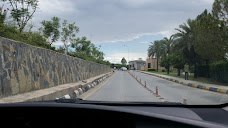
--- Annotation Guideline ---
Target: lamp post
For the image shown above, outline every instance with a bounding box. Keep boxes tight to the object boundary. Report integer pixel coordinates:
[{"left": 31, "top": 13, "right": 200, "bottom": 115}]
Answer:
[{"left": 124, "top": 44, "right": 129, "bottom": 70}]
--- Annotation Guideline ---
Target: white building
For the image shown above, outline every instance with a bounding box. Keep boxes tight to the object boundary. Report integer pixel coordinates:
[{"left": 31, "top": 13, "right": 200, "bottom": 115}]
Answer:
[{"left": 129, "top": 58, "right": 146, "bottom": 70}]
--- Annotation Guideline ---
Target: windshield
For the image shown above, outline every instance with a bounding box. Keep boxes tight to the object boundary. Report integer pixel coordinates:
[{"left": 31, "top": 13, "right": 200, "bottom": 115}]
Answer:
[{"left": 0, "top": 0, "right": 228, "bottom": 105}]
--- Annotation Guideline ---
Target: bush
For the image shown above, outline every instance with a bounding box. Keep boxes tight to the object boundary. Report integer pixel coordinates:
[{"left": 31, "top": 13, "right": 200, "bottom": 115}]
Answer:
[
  {"left": 0, "top": 25, "right": 52, "bottom": 49},
  {"left": 1, "top": 24, "right": 110, "bottom": 65},
  {"left": 162, "top": 70, "right": 166, "bottom": 72},
  {"left": 148, "top": 68, "right": 156, "bottom": 71},
  {"left": 196, "top": 65, "right": 209, "bottom": 77},
  {"left": 209, "top": 60, "right": 228, "bottom": 83}
]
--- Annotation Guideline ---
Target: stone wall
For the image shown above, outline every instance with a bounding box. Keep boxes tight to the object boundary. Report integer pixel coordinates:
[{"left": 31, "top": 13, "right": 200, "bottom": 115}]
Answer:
[{"left": 0, "top": 37, "right": 111, "bottom": 98}]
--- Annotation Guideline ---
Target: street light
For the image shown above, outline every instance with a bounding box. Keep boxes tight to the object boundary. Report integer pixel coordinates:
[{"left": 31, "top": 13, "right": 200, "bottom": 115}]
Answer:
[{"left": 124, "top": 44, "right": 129, "bottom": 70}]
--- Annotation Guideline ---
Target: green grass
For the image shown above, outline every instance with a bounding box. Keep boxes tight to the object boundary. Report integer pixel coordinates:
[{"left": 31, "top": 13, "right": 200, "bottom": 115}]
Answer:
[{"left": 146, "top": 71, "right": 228, "bottom": 86}]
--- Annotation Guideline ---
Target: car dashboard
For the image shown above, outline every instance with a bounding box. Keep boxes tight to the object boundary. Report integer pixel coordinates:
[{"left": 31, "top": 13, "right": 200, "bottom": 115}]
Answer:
[{"left": 0, "top": 101, "right": 228, "bottom": 128}]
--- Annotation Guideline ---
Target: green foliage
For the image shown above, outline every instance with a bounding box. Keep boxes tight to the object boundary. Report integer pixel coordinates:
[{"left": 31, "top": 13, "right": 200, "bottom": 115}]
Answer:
[
  {"left": 40, "top": 16, "right": 60, "bottom": 45},
  {"left": 68, "top": 52, "right": 110, "bottom": 65},
  {"left": 194, "top": 10, "right": 227, "bottom": 61},
  {"left": 55, "top": 46, "right": 65, "bottom": 53},
  {"left": 160, "top": 57, "right": 171, "bottom": 69},
  {"left": 71, "top": 37, "right": 92, "bottom": 55},
  {"left": 148, "top": 36, "right": 174, "bottom": 73},
  {"left": 0, "top": 24, "right": 55, "bottom": 50},
  {"left": 147, "top": 4, "right": 228, "bottom": 79},
  {"left": 169, "top": 52, "right": 186, "bottom": 69},
  {"left": 212, "top": 0, "right": 228, "bottom": 26},
  {"left": 121, "top": 57, "right": 127, "bottom": 65},
  {"left": 210, "top": 60, "right": 228, "bottom": 83},
  {"left": 148, "top": 40, "right": 165, "bottom": 58},
  {"left": 147, "top": 68, "right": 156, "bottom": 71},
  {"left": 61, "top": 20, "right": 79, "bottom": 54},
  {"left": 3, "top": 0, "right": 39, "bottom": 32},
  {"left": 70, "top": 36, "right": 106, "bottom": 63},
  {"left": 196, "top": 65, "right": 209, "bottom": 77},
  {"left": 113, "top": 64, "right": 127, "bottom": 69},
  {"left": 160, "top": 56, "right": 172, "bottom": 74},
  {"left": 68, "top": 36, "right": 108, "bottom": 65},
  {"left": 173, "top": 19, "right": 200, "bottom": 66},
  {"left": 148, "top": 40, "right": 165, "bottom": 71},
  {"left": 0, "top": 5, "right": 8, "bottom": 24},
  {"left": 1, "top": 0, "right": 110, "bottom": 66}
]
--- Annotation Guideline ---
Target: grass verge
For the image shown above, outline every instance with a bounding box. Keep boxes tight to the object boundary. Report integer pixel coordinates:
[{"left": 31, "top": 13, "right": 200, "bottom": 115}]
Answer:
[{"left": 145, "top": 71, "right": 228, "bottom": 86}]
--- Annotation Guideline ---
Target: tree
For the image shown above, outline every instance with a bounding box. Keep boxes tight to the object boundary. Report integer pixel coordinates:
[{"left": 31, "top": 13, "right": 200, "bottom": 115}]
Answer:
[
  {"left": 148, "top": 40, "right": 164, "bottom": 72},
  {"left": 160, "top": 36, "right": 175, "bottom": 74},
  {"left": 160, "top": 56, "right": 172, "bottom": 74},
  {"left": 212, "top": 0, "right": 228, "bottom": 26},
  {"left": 121, "top": 57, "right": 127, "bottom": 65},
  {"left": 91, "top": 44, "right": 104, "bottom": 60},
  {"left": 163, "top": 36, "right": 174, "bottom": 57},
  {"left": 71, "top": 37, "right": 91, "bottom": 55},
  {"left": 170, "top": 52, "right": 186, "bottom": 76},
  {"left": 69, "top": 36, "right": 107, "bottom": 64},
  {"left": 41, "top": 16, "right": 60, "bottom": 45},
  {"left": 61, "top": 20, "right": 79, "bottom": 54},
  {"left": 71, "top": 36, "right": 105, "bottom": 60},
  {"left": 194, "top": 10, "right": 227, "bottom": 62},
  {"left": 173, "top": 19, "right": 200, "bottom": 78},
  {"left": 56, "top": 46, "right": 65, "bottom": 53},
  {"left": 0, "top": 5, "right": 9, "bottom": 24},
  {"left": 3, "top": 0, "right": 39, "bottom": 32}
]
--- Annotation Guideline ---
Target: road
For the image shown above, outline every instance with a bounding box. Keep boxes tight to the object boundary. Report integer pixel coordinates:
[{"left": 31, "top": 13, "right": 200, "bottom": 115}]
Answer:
[
  {"left": 80, "top": 70, "right": 228, "bottom": 104},
  {"left": 80, "top": 70, "right": 161, "bottom": 102}
]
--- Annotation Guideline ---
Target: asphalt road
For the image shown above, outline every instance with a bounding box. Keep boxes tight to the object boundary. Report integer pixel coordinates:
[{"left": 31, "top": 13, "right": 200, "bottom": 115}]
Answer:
[
  {"left": 131, "top": 70, "right": 228, "bottom": 105},
  {"left": 80, "top": 70, "right": 228, "bottom": 105},
  {"left": 80, "top": 70, "right": 161, "bottom": 102}
]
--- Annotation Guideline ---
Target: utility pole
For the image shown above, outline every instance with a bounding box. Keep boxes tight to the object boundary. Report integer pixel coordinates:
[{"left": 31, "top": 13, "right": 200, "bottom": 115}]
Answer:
[{"left": 124, "top": 44, "right": 129, "bottom": 70}]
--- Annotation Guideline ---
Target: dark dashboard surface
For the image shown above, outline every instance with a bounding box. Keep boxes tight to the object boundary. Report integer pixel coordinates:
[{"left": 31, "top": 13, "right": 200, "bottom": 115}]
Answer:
[{"left": 0, "top": 101, "right": 228, "bottom": 128}]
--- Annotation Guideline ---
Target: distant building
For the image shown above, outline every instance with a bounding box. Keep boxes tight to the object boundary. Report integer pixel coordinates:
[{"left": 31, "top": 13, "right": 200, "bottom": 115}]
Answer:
[
  {"left": 145, "top": 57, "right": 166, "bottom": 71},
  {"left": 129, "top": 58, "right": 146, "bottom": 70},
  {"left": 145, "top": 57, "right": 175, "bottom": 72}
]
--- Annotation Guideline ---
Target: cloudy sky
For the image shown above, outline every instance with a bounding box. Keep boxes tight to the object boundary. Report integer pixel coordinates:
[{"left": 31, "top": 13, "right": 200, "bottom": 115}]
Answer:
[{"left": 32, "top": 0, "right": 213, "bottom": 63}]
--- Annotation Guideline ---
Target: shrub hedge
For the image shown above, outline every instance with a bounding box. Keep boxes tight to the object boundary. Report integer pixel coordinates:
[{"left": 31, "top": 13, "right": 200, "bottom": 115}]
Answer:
[
  {"left": 148, "top": 68, "right": 156, "bottom": 71},
  {"left": 210, "top": 60, "right": 228, "bottom": 83}
]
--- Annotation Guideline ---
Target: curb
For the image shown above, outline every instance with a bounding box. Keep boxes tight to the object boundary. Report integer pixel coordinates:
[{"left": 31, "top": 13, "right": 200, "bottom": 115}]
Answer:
[
  {"left": 139, "top": 71, "right": 228, "bottom": 95},
  {"left": 0, "top": 72, "right": 114, "bottom": 103},
  {"left": 57, "top": 72, "right": 114, "bottom": 99}
]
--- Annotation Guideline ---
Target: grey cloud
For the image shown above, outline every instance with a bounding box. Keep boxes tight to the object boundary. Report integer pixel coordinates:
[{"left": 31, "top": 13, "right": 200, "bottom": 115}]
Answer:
[{"left": 32, "top": 0, "right": 213, "bottom": 42}]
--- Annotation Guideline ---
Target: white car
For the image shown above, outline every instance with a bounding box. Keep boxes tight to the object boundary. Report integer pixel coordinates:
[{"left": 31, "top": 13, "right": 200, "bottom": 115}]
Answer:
[{"left": 121, "top": 67, "right": 127, "bottom": 71}]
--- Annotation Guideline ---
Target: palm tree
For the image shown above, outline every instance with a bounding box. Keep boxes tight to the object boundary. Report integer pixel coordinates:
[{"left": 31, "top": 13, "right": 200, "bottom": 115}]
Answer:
[
  {"left": 173, "top": 19, "right": 199, "bottom": 78},
  {"left": 161, "top": 36, "right": 175, "bottom": 74},
  {"left": 163, "top": 36, "right": 175, "bottom": 57},
  {"left": 173, "top": 19, "right": 195, "bottom": 52},
  {"left": 148, "top": 40, "right": 164, "bottom": 72}
]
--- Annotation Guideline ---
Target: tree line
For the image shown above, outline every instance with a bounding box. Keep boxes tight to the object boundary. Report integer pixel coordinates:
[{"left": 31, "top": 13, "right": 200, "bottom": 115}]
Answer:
[
  {"left": 0, "top": 0, "right": 110, "bottom": 65},
  {"left": 148, "top": 0, "right": 228, "bottom": 83}
]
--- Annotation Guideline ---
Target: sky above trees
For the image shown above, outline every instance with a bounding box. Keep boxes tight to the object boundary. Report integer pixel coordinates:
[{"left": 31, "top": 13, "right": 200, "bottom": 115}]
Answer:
[{"left": 28, "top": 0, "right": 213, "bottom": 63}]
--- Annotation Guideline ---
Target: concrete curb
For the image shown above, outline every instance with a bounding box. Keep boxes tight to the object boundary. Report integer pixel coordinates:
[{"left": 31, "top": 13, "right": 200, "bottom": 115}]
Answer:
[
  {"left": 0, "top": 72, "right": 114, "bottom": 103},
  {"left": 51, "top": 72, "right": 114, "bottom": 100},
  {"left": 139, "top": 71, "right": 228, "bottom": 95}
]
